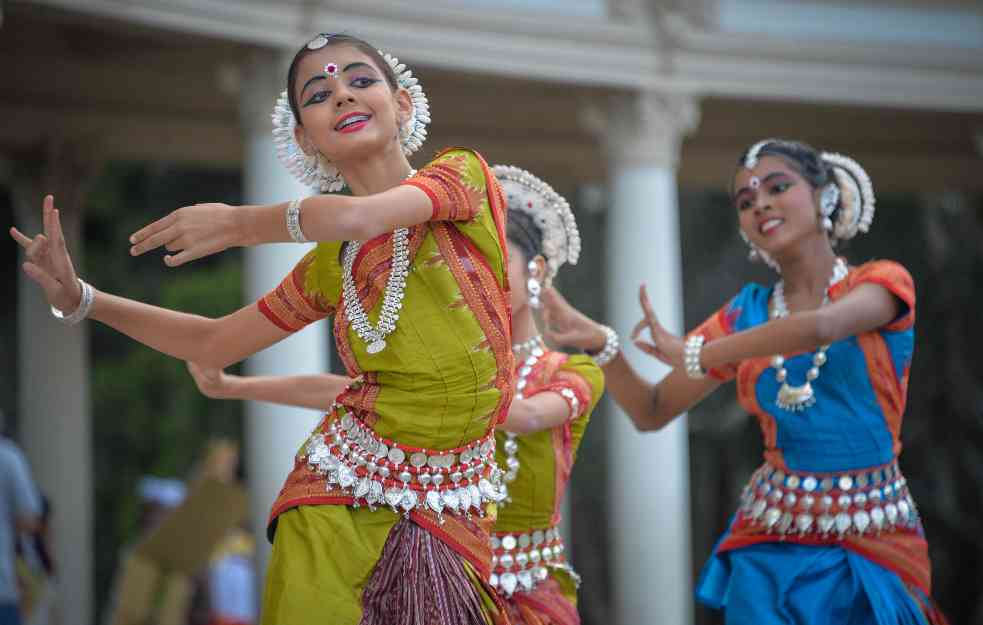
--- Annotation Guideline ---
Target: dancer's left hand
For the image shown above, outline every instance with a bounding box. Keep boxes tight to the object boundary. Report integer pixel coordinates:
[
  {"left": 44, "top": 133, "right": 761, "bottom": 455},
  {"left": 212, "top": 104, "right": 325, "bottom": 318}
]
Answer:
[
  {"left": 129, "top": 202, "right": 242, "bottom": 266},
  {"left": 632, "top": 284, "right": 684, "bottom": 369}
]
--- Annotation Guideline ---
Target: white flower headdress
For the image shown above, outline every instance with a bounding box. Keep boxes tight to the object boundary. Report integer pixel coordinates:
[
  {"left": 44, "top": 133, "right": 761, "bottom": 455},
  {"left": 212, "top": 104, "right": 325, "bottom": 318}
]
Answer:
[
  {"left": 271, "top": 38, "right": 430, "bottom": 192},
  {"left": 493, "top": 165, "right": 581, "bottom": 284},
  {"left": 820, "top": 152, "right": 876, "bottom": 241}
]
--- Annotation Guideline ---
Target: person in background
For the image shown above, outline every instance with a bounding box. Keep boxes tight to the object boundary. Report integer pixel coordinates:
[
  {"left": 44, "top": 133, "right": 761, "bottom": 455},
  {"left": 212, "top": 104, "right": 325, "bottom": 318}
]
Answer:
[{"left": 0, "top": 410, "right": 42, "bottom": 625}]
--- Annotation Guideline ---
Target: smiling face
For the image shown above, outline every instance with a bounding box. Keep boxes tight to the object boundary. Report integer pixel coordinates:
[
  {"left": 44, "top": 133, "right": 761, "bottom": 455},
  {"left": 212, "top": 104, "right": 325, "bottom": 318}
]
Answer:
[
  {"left": 732, "top": 155, "right": 827, "bottom": 258},
  {"left": 290, "top": 43, "right": 412, "bottom": 165}
]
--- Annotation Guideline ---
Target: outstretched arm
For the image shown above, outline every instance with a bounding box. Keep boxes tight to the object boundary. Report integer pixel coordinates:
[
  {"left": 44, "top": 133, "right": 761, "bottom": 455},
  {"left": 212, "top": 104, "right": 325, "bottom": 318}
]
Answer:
[
  {"left": 128, "top": 185, "right": 433, "bottom": 266},
  {"left": 11, "top": 196, "right": 290, "bottom": 368},
  {"left": 186, "top": 363, "right": 355, "bottom": 411},
  {"left": 540, "top": 288, "right": 720, "bottom": 431},
  {"left": 632, "top": 282, "right": 901, "bottom": 374}
]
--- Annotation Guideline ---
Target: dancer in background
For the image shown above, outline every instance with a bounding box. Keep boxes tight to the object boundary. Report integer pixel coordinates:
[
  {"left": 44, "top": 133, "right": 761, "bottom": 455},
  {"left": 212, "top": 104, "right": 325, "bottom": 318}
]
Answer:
[
  {"left": 13, "top": 33, "right": 513, "bottom": 625},
  {"left": 540, "top": 139, "right": 948, "bottom": 624}
]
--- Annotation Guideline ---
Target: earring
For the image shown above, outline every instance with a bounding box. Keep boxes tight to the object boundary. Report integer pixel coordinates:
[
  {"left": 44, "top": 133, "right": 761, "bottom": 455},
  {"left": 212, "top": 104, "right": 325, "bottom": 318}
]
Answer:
[
  {"left": 739, "top": 230, "right": 781, "bottom": 274},
  {"left": 526, "top": 260, "right": 542, "bottom": 309},
  {"left": 819, "top": 183, "right": 839, "bottom": 233}
]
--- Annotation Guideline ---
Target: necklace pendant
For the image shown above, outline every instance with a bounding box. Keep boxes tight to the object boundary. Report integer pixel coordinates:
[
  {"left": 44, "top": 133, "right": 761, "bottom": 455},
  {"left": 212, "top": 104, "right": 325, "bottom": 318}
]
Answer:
[
  {"left": 366, "top": 339, "right": 387, "bottom": 354},
  {"left": 776, "top": 381, "right": 815, "bottom": 412}
]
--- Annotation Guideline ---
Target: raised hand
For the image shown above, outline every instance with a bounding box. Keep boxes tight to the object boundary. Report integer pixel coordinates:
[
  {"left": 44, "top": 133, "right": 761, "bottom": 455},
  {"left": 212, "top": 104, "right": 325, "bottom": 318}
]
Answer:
[
  {"left": 540, "top": 288, "right": 608, "bottom": 352},
  {"left": 129, "top": 202, "right": 242, "bottom": 267},
  {"left": 631, "top": 283, "right": 684, "bottom": 368},
  {"left": 10, "top": 195, "right": 83, "bottom": 314}
]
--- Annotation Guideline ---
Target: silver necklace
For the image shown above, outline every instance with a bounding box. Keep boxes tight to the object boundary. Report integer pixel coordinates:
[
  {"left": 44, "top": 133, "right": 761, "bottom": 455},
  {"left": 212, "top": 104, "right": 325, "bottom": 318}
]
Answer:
[
  {"left": 512, "top": 335, "right": 544, "bottom": 358},
  {"left": 341, "top": 169, "right": 416, "bottom": 355},
  {"left": 500, "top": 342, "right": 546, "bottom": 502},
  {"left": 770, "top": 258, "right": 848, "bottom": 411}
]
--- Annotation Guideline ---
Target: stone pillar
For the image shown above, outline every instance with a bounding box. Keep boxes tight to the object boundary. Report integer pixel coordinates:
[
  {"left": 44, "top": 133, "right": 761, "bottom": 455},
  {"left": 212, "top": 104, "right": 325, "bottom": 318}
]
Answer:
[
  {"left": 11, "top": 141, "right": 101, "bottom": 625},
  {"left": 589, "top": 91, "right": 699, "bottom": 625},
  {"left": 239, "top": 51, "right": 329, "bottom": 581}
]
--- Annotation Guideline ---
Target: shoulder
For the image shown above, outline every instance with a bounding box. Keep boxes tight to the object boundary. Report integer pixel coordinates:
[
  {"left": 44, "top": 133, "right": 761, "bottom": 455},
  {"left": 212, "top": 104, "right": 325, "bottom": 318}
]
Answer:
[
  {"left": 419, "top": 148, "right": 493, "bottom": 186},
  {"left": 847, "top": 259, "right": 914, "bottom": 293},
  {"left": 0, "top": 439, "right": 29, "bottom": 473},
  {"left": 554, "top": 353, "right": 605, "bottom": 397}
]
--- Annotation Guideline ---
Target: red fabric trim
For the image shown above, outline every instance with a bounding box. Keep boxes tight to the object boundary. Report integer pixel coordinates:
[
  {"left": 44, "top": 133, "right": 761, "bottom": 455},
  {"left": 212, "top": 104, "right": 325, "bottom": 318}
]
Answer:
[
  {"left": 256, "top": 299, "right": 294, "bottom": 333},
  {"left": 402, "top": 178, "right": 442, "bottom": 220}
]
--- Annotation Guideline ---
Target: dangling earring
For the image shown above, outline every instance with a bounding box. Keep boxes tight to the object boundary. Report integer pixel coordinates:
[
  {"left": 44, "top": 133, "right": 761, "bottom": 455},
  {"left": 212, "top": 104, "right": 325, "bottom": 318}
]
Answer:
[
  {"left": 819, "top": 183, "right": 839, "bottom": 233},
  {"left": 398, "top": 118, "right": 412, "bottom": 143},
  {"left": 739, "top": 230, "right": 760, "bottom": 262},
  {"left": 739, "top": 230, "right": 781, "bottom": 274},
  {"left": 527, "top": 260, "right": 542, "bottom": 309}
]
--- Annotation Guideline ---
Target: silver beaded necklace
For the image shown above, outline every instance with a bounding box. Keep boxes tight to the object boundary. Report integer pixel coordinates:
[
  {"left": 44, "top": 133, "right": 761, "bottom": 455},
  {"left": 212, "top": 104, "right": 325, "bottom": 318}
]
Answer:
[
  {"left": 341, "top": 170, "right": 416, "bottom": 355},
  {"left": 500, "top": 339, "right": 546, "bottom": 502},
  {"left": 770, "top": 258, "right": 849, "bottom": 411}
]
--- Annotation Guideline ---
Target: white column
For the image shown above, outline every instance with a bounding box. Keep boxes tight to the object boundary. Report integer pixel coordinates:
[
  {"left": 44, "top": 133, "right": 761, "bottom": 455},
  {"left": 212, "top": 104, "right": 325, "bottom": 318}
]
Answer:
[
  {"left": 591, "top": 91, "right": 699, "bottom": 625},
  {"left": 239, "top": 52, "right": 328, "bottom": 576},
  {"left": 11, "top": 146, "right": 97, "bottom": 625}
]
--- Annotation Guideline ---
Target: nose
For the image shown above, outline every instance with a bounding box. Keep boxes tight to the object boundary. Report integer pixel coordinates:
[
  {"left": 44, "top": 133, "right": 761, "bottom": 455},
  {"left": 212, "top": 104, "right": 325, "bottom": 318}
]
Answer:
[{"left": 753, "top": 193, "right": 771, "bottom": 215}]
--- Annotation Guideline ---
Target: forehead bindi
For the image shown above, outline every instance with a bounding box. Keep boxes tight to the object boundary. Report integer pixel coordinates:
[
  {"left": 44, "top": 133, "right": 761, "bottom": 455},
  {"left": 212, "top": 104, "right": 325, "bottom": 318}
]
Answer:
[
  {"left": 296, "top": 46, "right": 382, "bottom": 96},
  {"left": 734, "top": 157, "right": 797, "bottom": 191}
]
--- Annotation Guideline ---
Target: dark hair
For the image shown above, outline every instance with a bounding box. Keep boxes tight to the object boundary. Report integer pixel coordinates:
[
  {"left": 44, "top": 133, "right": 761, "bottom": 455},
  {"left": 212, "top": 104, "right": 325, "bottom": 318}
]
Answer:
[
  {"left": 286, "top": 34, "right": 399, "bottom": 125},
  {"left": 735, "top": 139, "right": 832, "bottom": 192},
  {"left": 506, "top": 211, "right": 545, "bottom": 263}
]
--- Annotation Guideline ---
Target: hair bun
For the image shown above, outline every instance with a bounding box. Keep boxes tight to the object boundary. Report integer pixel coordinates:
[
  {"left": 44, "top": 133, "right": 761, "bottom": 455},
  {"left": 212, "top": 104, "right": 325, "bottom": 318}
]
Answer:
[{"left": 821, "top": 152, "right": 875, "bottom": 241}]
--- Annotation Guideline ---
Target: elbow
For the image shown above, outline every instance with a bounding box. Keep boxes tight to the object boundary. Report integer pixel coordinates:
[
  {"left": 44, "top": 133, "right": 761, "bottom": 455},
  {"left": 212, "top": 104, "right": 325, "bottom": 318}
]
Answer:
[
  {"left": 628, "top": 408, "right": 672, "bottom": 433},
  {"left": 197, "top": 319, "right": 240, "bottom": 369},
  {"left": 339, "top": 198, "right": 382, "bottom": 241}
]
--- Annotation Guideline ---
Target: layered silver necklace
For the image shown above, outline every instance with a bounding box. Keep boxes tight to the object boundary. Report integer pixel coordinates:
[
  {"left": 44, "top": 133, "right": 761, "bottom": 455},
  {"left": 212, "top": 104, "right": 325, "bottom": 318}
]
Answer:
[
  {"left": 341, "top": 170, "right": 416, "bottom": 355},
  {"left": 770, "top": 258, "right": 848, "bottom": 411},
  {"left": 500, "top": 336, "right": 546, "bottom": 501}
]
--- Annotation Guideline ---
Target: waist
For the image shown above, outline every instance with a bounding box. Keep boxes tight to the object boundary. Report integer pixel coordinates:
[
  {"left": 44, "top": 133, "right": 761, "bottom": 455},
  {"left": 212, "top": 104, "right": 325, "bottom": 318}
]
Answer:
[
  {"left": 737, "top": 459, "right": 920, "bottom": 538},
  {"left": 301, "top": 404, "right": 506, "bottom": 522},
  {"left": 489, "top": 525, "right": 579, "bottom": 596}
]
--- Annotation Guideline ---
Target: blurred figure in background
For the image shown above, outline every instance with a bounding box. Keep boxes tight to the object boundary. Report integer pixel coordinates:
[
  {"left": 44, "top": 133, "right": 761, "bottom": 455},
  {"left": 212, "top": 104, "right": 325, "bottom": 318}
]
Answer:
[
  {"left": 0, "top": 410, "right": 42, "bottom": 625},
  {"left": 15, "top": 495, "right": 55, "bottom": 625}
]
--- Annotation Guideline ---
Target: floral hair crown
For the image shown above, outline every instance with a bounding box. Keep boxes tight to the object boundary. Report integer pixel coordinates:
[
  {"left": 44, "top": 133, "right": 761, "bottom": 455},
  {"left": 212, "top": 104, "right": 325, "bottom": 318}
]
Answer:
[{"left": 493, "top": 164, "right": 581, "bottom": 284}]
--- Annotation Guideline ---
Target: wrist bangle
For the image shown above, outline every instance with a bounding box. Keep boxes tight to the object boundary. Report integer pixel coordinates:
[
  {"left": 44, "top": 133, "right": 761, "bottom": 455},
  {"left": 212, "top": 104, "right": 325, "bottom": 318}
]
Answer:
[
  {"left": 587, "top": 325, "right": 619, "bottom": 367},
  {"left": 51, "top": 278, "right": 94, "bottom": 326},
  {"left": 285, "top": 198, "right": 309, "bottom": 243},
  {"left": 684, "top": 334, "right": 706, "bottom": 379}
]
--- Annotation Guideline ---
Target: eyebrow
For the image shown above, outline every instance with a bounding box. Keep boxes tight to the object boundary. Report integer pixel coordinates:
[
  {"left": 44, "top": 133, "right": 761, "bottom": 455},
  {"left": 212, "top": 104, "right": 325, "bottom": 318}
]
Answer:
[
  {"left": 300, "top": 62, "right": 378, "bottom": 98},
  {"left": 734, "top": 171, "right": 789, "bottom": 198}
]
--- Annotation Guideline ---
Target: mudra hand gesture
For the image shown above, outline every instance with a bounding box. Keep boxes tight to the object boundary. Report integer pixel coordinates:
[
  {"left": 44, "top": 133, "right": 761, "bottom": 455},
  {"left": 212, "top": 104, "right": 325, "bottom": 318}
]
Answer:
[
  {"left": 129, "top": 201, "right": 242, "bottom": 267},
  {"left": 10, "top": 195, "right": 83, "bottom": 314},
  {"left": 631, "top": 283, "right": 685, "bottom": 369},
  {"left": 540, "top": 288, "right": 609, "bottom": 352}
]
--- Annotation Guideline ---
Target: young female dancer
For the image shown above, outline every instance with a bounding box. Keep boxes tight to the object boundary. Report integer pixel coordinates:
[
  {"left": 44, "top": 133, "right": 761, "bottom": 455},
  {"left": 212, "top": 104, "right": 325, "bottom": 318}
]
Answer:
[
  {"left": 187, "top": 165, "right": 608, "bottom": 625},
  {"left": 540, "top": 139, "right": 948, "bottom": 624},
  {"left": 12, "top": 33, "right": 515, "bottom": 625}
]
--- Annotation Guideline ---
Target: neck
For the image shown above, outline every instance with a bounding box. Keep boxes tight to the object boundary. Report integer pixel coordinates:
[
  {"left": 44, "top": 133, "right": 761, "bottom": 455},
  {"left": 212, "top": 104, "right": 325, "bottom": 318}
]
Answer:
[
  {"left": 774, "top": 236, "right": 838, "bottom": 296},
  {"left": 337, "top": 142, "right": 414, "bottom": 196},
  {"left": 511, "top": 305, "right": 540, "bottom": 347}
]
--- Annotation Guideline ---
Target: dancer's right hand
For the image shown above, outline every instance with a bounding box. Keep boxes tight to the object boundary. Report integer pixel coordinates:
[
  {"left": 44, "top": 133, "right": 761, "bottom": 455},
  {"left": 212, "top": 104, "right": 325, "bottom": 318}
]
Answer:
[
  {"left": 541, "top": 288, "right": 609, "bottom": 353},
  {"left": 187, "top": 362, "right": 235, "bottom": 399},
  {"left": 9, "top": 195, "right": 83, "bottom": 314}
]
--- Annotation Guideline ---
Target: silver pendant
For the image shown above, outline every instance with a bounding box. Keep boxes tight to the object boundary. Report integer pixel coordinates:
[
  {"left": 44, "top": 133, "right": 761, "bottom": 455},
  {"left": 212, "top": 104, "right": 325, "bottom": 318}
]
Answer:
[
  {"left": 366, "top": 339, "right": 387, "bottom": 354},
  {"left": 776, "top": 381, "right": 815, "bottom": 411}
]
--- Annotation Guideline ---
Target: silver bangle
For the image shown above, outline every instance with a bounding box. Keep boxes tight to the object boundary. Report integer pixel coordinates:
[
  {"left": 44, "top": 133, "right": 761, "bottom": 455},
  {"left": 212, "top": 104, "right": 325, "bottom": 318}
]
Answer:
[
  {"left": 588, "top": 325, "right": 620, "bottom": 367},
  {"left": 51, "top": 278, "right": 94, "bottom": 326},
  {"left": 684, "top": 334, "right": 706, "bottom": 379},
  {"left": 285, "top": 198, "right": 309, "bottom": 243}
]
